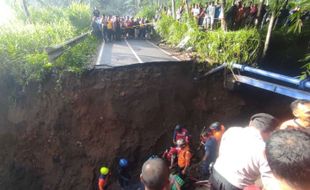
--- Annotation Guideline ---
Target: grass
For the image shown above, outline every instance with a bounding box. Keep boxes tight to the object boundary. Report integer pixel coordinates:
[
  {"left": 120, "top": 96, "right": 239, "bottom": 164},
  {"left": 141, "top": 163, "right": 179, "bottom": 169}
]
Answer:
[
  {"left": 0, "top": 3, "right": 98, "bottom": 87},
  {"left": 155, "top": 14, "right": 262, "bottom": 66}
]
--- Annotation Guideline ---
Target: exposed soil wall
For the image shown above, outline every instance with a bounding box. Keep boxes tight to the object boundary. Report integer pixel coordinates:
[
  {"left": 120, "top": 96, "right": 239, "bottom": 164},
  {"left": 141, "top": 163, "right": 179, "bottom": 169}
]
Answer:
[{"left": 0, "top": 62, "right": 292, "bottom": 190}]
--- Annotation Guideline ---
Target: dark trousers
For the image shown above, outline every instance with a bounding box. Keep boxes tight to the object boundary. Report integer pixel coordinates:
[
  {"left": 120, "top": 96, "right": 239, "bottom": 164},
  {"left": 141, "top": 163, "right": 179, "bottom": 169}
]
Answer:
[
  {"left": 107, "top": 29, "right": 112, "bottom": 42},
  {"left": 210, "top": 169, "right": 241, "bottom": 190},
  {"left": 102, "top": 26, "right": 108, "bottom": 41}
]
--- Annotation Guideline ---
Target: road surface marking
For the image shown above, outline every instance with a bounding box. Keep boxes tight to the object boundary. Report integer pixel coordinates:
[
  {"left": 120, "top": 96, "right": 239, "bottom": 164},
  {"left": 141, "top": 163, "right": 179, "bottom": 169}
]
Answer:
[
  {"left": 96, "top": 40, "right": 105, "bottom": 65},
  {"left": 146, "top": 40, "right": 181, "bottom": 61},
  {"left": 125, "top": 39, "right": 143, "bottom": 63}
]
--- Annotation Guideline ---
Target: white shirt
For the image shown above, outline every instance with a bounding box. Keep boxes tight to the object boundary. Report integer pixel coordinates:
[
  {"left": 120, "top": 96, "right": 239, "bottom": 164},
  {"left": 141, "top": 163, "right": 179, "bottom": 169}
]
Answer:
[
  {"left": 213, "top": 127, "right": 277, "bottom": 189},
  {"left": 207, "top": 5, "right": 215, "bottom": 17},
  {"left": 193, "top": 8, "right": 200, "bottom": 16}
]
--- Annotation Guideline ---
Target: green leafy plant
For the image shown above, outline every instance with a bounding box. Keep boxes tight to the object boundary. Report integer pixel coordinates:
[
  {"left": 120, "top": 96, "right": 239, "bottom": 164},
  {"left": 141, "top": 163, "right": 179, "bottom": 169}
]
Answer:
[
  {"left": 0, "top": 3, "right": 97, "bottom": 87},
  {"left": 136, "top": 6, "right": 157, "bottom": 20},
  {"left": 155, "top": 14, "right": 261, "bottom": 65}
]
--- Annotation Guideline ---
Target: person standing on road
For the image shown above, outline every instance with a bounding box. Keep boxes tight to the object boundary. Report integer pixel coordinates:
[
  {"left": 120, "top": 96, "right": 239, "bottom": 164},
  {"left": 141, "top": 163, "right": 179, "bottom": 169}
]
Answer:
[
  {"left": 101, "top": 14, "right": 108, "bottom": 42},
  {"left": 107, "top": 16, "right": 113, "bottom": 42},
  {"left": 210, "top": 113, "right": 280, "bottom": 190},
  {"left": 115, "top": 16, "right": 121, "bottom": 41}
]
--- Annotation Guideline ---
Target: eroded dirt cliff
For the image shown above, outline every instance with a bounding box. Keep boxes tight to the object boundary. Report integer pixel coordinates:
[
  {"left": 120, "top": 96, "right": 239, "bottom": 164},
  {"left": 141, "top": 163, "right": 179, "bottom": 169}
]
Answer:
[{"left": 0, "top": 62, "right": 291, "bottom": 190}]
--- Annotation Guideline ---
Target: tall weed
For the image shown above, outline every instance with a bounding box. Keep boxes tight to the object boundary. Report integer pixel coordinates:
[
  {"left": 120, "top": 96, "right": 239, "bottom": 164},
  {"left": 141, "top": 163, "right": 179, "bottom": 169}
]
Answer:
[
  {"left": 0, "top": 3, "right": 96, "bottom": 87},
  {"left": 156, "top": 14, "right": 261, "bottom": 65}
]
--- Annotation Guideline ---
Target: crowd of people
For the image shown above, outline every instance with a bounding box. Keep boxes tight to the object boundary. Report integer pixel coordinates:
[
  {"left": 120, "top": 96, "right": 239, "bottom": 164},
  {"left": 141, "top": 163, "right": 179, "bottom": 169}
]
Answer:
[
  {"left": 90, "top": 0, "right": 309, "bottom": 43},
  {"left": 162, "top": 0, "right": 308, "bottom": 31},
  {"left": 97, "top": 99, "right": 310, "bottom": 190},
  {"left": 91, "top": 8, "right": 153, "bottom": 42}
]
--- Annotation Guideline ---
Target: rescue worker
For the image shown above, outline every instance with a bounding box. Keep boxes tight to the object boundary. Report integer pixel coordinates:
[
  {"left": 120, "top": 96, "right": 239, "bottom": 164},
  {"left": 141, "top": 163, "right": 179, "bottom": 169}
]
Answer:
[
  {"left": 173, "top": 124, "right": 190, "bottom": 145},
  {"left": 98, "top": 166, "right": 110, "bottom": 190},
  {"left": 209, "top": 122, "right": 225, "bottom": 143},
  {"left": 280, "top": 99, "right": 310, "bottom": 133},
  {"left": 177, "top": 139, "right": 192, "bottom": 176},
  {"left": 162, "top": 146, "right": 180, "bottom": 169},
  {"left": 118, "top": 158, "right": 131, "bottom": 189},
  {"left": 200, "top": 128, "right": 218, "bottom": 178}
]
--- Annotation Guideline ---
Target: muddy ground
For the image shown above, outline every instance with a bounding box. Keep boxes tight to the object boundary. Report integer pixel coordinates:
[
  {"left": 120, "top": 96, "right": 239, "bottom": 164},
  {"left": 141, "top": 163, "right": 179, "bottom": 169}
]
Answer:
[{"left": 0, "top": 61, "right": 292, "bottom": 190}]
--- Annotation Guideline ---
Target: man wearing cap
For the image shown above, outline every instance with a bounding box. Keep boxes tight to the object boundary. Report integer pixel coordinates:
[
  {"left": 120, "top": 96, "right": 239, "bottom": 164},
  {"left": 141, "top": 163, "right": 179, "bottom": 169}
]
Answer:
[
  {"left": 209, "top": 113, "right": 280, "bottom": 190},
  {"left": 280, "top": 99, "right": 310, "bottom": 133}
]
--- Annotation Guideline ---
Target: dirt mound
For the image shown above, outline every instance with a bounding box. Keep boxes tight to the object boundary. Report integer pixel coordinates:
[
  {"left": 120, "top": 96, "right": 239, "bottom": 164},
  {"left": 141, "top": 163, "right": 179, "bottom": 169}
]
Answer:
[{"left": 0, "top": 62, "right": 291, "bottom": 190}]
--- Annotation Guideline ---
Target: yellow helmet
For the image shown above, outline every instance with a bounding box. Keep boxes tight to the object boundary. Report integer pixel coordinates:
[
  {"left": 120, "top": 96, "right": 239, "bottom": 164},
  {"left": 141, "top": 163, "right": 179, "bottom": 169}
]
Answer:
[{"left": 100, "top": 167, "right": 109, "bottom": 175}]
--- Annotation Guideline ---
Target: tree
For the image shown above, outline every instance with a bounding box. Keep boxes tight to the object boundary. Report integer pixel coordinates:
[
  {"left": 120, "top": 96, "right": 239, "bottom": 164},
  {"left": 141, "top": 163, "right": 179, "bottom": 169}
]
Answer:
[
  {"left": 255, "top": 0, "right": 265, "bottom": 28},
  {"left": 220, "top": 0, "right": 227, "bottom": 31},
  {"left": 262, "top": 0, "right": 286, "bottom": 58},
  {"left": 21, "top": 0, "right": 31, "bottom": 23},
  {"left": 171, "top": 0, "right": 176, "bottom": 19}
]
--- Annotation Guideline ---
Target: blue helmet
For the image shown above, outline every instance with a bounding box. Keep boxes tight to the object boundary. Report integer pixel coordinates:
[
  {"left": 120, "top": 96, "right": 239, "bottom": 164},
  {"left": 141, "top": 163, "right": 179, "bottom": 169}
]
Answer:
[
  {"left": 175, "top": 124, "right": 182, "bottom": 131},
  {"left": 119, "top": 158, "right": 128, "bottom": 168},
  {"left": 209, "top": 122, "right": 221, "bottom": 131}
]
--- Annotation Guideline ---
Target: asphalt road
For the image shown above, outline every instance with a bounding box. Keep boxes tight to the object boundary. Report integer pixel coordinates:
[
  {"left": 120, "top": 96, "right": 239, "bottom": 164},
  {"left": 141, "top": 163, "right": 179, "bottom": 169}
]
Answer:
[{"left": 95, "top": 39, "right": 179, "bottom": 68}]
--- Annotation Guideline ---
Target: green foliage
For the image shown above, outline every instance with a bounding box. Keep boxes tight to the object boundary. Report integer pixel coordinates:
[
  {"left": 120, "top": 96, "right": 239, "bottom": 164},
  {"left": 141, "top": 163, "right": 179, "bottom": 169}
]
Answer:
[
  {"left": 195, "top": 29, "right": 261, "bottom": 64},
  {"left": 26, "top": 3, "right": 91, "bottom": 32},
  {"left": 99, "top": 0, "right": 137, "bottom": 16},
  {"left": 0, "top": 22, "right": 74, "bottom": 85},
  {"left": 54, "top": 36, "right": 100, "bottom": 73},
  {"left": 156, "top": 14, "right": 175, "bottom": 37},
  {"left": 167, "top": 20, "right": 188, "bottom": 45},
  {"left": 300, "top": 54, "right": 310, "bottom": 80},
  {"left": 136, "top": 6, "right": 157, "bottom": 20},
  {"left": 0, "top": 3, "right": 97, "bottom": 87},
  {"left": 156, "top": 14, "right": 261, "bottom": 65},
  {"left": 67, "top": 3, "right": 92, "bottom": 33},
  {"left": 288, "top": 0, "right": 310, "bottom": 34}
]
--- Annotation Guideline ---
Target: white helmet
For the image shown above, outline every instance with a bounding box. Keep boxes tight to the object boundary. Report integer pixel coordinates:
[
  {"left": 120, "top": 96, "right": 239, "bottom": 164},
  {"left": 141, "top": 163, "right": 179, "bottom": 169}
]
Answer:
[{"left": 176, "top": 139, "right": 186, "bottom": 146}]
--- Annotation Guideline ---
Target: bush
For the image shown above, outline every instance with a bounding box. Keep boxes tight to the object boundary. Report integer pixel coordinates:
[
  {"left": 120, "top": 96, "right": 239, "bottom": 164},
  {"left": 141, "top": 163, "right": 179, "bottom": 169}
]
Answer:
[
  {"left": 0, "top": 3, "right": 97, "bottom": 87},
  {"left": 155, "top": 14, "right": 262, "bottom": 65},
  {"left": 136, "top": 6, "right": 157, "bottom": 20},
  {"left": 0, "top": 21, "right": 74, "bottom": 85},
  {"left": 28, "top": 3, "right": 91, "bottom": 32},
  {"left": 54, "top": 36, "right": 100, "bottom": 73},
  {"left": 195, "top": 29, "right": 261, "bottom": 64}
]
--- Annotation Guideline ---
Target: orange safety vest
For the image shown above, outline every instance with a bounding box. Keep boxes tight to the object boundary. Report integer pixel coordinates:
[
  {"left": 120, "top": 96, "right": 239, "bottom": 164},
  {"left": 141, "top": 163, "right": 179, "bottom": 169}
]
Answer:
[
  {"left": 98, "top": 175, "right": 107, "bottom": 190},
  {"left": 213, "top": 125, "right": 225, "bottom": 143},
  {"left": 178, "top": 145, "right": 192, "bottom": 168}
]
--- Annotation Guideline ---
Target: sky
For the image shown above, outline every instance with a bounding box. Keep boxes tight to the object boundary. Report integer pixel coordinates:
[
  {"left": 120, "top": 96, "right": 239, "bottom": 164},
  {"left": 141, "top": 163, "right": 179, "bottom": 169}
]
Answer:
[{"left": 0, "top": 0, "right": 16, "bottom": 26}]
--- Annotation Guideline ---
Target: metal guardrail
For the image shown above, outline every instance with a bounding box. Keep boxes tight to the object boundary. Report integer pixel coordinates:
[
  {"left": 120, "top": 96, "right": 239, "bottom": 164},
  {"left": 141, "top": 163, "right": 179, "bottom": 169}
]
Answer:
[
  {"left": 203, "top": 63, "right": 310, "bottom": 100},
  {"left": 45, "top": 31, "right": 91, "bottom": 61}
]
